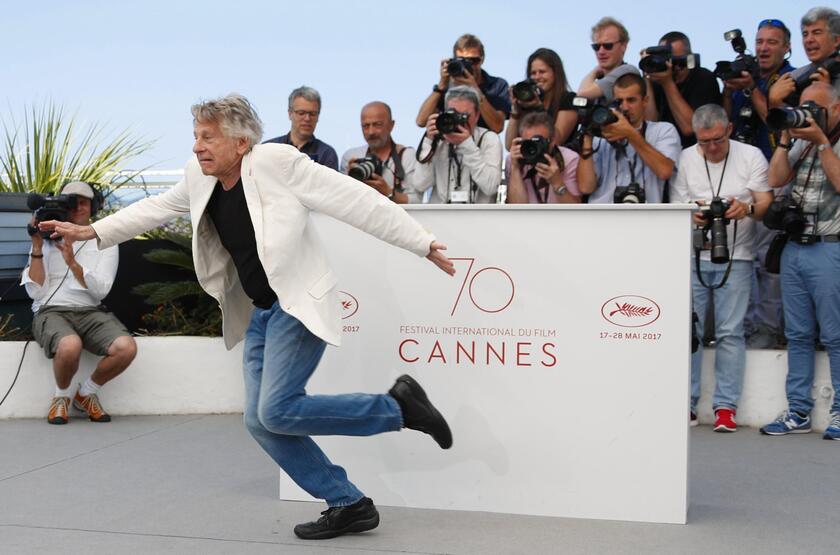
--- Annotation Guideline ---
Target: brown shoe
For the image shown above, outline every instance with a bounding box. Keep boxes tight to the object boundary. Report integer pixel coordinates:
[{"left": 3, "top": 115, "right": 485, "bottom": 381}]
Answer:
[
  {"left": 48, "top": 397, "right": 71, "bottom": 425},
  {"left": 73, "top": 391, "right": 111, "bottom": 422}
]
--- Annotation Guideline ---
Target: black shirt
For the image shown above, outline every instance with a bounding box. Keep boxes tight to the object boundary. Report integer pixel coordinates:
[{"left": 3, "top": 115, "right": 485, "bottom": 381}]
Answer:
[
  {"left": 205, "top": 179, "right": 277, "bottom": 309},
  {"left": 263, "top": 133, "right": 339, "bottom": 170},
  {"left": 652, "top": 67, "right": 721, "bottom": 147}
]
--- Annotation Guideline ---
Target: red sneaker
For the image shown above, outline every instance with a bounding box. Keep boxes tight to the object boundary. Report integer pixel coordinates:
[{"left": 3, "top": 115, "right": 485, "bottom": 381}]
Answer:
[{"left": 714, "top": 408, "right": 737, "bottom": 433}]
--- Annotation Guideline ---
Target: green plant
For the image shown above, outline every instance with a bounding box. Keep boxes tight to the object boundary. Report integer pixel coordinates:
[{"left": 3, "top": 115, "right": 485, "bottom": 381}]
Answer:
[
  {"left": 132, "top": 230, "right": 222, "bottom": 337},
  {"left": 0, "top": 102, "right": 153, "bottom": 194}
]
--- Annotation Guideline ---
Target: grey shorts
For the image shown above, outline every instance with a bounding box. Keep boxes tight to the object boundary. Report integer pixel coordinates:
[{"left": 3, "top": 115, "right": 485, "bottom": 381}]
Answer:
[{"left": 32, "top": 306, "right": 131, "bottom": 359}]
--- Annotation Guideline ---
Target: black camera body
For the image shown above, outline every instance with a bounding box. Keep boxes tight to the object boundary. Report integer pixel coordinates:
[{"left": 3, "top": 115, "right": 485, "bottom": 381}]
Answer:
[
  {"left": 614, "top": 182, "right": 646, "bottom": 204},
  {"left": 786, "top": 57, "right": 840, "bottom": 105},
  {"left": 639, "top": 45, "right": 672, "bottom": 74},
  {"left": 520, "top": 136, "right": 550, "bottom": 165},
  {"left": 714, "top": 29, "right": 759, "bottom": 82},
  {"left": 437, "top": 109, "right": 470, "bottom": 135},
  {"left": 349, "top": 156, "right": 383, "bottom": 182},
  {"left": 447, "top": 57, "right": 475, "bottom": 78},
  {"left": 767, "top": 100, "right": 827, "bottom": 132},
  {"left": 764, "top": 195, "right": 808, "bottom": 236},
  {"left": 732, "top": 105, "right": 758, "bottom": 145},
  {"left": 25, "top": 193, "right": 78, "bottom": 240},
  {"left": 512, "top": 79, "right": 544, "bottom": 104},
  {"left": 694, "top": 197, "right": 732, "bottom": 264},
  {"left": 559, "top": 93, "right": 619, "bottom": 135}
]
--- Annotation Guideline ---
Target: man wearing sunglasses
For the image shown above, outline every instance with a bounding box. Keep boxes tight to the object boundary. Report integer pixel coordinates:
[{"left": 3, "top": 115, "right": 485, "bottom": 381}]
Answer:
[
  {"left": 578, "top": 16, "right": 641, "bottom": 103},
  {"left": 415, "top": 33, "right": 510, "bottom": 134},
  {"left": 644, "top": 32, "right": 722, "bottom": 148},
  {"left": 264, "top": 86, "right": 338, "bottom": 170}
]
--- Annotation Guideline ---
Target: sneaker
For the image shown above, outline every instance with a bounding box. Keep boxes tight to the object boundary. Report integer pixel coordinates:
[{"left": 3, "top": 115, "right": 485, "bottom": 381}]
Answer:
[
  {"left": 47, "top": 397, "right": 71, "bottom": 425},
  {"left": 389, "top": 374, "right": 452, "bottom": 449},
  {"left": 73, "top": 391, "right": 111, "bottom": 422},
  {"left": 823, "top": 412, "right": 840, "bottom": 441},
  {"left": 713, "top": 408, "right": 737, "bottom": 433},
  {"left": 689, "top": 412, "right": 698, "bottom": 427},
  {"left": 760, "top": 410, "right": 811, "bottom": 436},
  {"left": 293, "top": 497, "right": 380, "bottom": 540}
]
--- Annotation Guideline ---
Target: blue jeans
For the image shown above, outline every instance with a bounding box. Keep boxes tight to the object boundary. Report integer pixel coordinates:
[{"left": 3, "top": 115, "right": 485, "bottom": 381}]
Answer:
[
  {"left": 780, "top": 242, "right": 840, "bottom": 414},
  {"left": 242, "top": 302, "right": 403, "bottom": 507},
  {"left": 691, "top": 259, "right": 752, "bottom": 411}
]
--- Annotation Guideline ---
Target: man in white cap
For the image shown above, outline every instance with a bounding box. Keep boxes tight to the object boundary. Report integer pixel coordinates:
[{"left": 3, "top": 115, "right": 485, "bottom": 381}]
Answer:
[{"left": 22, "top": 181, "right": 137, "bottom": 425}]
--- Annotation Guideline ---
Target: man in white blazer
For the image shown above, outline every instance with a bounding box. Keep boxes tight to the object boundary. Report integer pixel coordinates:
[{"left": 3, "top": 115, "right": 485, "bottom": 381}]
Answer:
[{"left": 42, "top": 94, "right": 455, "bottom": 540}]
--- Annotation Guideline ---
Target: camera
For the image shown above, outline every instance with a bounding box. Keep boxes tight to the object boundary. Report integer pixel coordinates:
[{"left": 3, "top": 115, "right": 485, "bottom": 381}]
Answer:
[
  {"left": 519, "top": 136, "right": 550, "bottom": 165},
  {"left": 713, "top": 29, "right": 759, "bottom": 82},
  {"left": 767, "top": 101, "right": 827, "bottom": 132},
  {"left": 786, "top": 58, "right": 840, "bottom": 104},
  {"left": 639, "top": 44, "right": 701, "bottom": 74},
  {"left": 764, "top": 195, "right": 807, "bottom": 235},
  {"left": 512, "top": 79, "right": 544, "bottom": 104},
  {"left": 732, "top": 105, "right": 758, "bottom": 145},
  {"left": 693, "top": 197, "right": 731, "bottom": 264},
  {"left": 436, "top": 108, "right": 470, "bottom": 135},
  {"left": 25, "top": 192, "right": 78, "bottom": 239},
  {"left": 447, "top": 57, "right": 475, "bottom": 78},
  {"left": 559, "top": 93, "right": 619, "bottom": 132},
  {"left": 614, "top": 182, "right": 646, "bottom": 204},
  {"left": 348, "top": 156, "right": 383, "bottom": 181}
]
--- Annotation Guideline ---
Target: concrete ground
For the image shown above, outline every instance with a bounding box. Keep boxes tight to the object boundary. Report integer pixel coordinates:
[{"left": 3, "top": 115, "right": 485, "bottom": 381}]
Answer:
[{"left": 1, "top": 414, "right": 837, "bottom": 555}]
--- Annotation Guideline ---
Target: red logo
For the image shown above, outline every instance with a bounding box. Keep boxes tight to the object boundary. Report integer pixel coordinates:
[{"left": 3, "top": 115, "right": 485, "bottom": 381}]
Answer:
[
  {"left": 600, "top": 295, "right": 660, "bottom": 328},
  {"left": 450, "top": 258, "right": 515, "bottom": 316},
  {"left": 339, "top": 291, "right": 359, "bottom": 320}
]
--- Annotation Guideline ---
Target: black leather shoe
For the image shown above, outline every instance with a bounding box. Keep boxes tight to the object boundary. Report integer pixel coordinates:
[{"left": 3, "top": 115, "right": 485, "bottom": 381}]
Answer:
[
  {"left": 293, "top": 497, "right": 379, "bottom": 540},
  {"left": 389, "top": 374, "right": 453, "bottom": 449}
]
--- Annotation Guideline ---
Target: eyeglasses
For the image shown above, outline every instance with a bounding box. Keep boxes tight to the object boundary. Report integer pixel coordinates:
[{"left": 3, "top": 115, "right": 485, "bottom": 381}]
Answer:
[
  {"left": 591, "top": 42, "right": 619, "bottom": 51},
  {"left": 697, "top": 135, "right": 728, "bottom": 146},
  {"left": 291, "top": 109, "right": 320, "bottom": 119}
]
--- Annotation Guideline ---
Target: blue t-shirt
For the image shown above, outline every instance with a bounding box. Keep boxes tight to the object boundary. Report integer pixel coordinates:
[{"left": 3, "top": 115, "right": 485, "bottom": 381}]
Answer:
[
  {"left": 730, "top": 62, "right": 796, "bottom": 159},
  {"left": 436, "top": 69, "right": 511, "bottom": 129},
  {"left": 263, "top": 133, "right": 339, "bottom": 170}
]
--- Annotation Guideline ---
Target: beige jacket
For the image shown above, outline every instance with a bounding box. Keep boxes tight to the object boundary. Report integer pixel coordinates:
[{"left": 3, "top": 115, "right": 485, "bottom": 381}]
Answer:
[{"left": 93, "top": 143, "right": 435, "bottom": 348}]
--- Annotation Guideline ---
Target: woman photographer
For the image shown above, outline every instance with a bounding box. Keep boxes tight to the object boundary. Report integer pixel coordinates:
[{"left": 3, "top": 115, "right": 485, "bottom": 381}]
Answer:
[
  {"left": 506, "top": 111, "right": 580, "bottom": 204},
  {"left": 504, "top": 48, "right": 577, "bottom": 150}
]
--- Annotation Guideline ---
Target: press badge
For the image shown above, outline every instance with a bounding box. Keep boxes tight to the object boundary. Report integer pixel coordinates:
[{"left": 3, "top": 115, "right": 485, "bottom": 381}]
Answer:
[{"left": 449, "top": 190, "right": 469, "bottom": 203}]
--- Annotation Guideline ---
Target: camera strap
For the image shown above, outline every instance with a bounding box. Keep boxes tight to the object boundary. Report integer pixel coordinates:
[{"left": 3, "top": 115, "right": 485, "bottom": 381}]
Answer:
[
  {"left": 612, "top": 122, "right": 646, "bottom": 192},
  {"left": 694, "top": 222, "right": 738, "bottom": 290},
  {"left": 366, "top": 141, "right": 406, "bottom": 192},
  {"left": 416, "top": 133, "right": 439, "bottom": 164},
  {"left": 703, "top": 149, "right": 729, "bottom": 199}
]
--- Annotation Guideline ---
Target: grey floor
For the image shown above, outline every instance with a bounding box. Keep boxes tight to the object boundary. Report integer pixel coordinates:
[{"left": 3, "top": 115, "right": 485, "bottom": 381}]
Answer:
[{"left": 1, "top": 415, "right": 837, "bottom": 555}]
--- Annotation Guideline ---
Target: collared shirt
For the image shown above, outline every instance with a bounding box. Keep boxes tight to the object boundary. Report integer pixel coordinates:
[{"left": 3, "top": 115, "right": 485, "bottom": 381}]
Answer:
[
  {"left": 789, "top": 60, "right": 840, "bottom": 97},
  {"left": 730, "top": 61, "right": 796, "bottom": 159},
  {"left": 670, "top": 140, "right": 771, "bottom": 260},
  {"left": 652, "top": 66, "right": 722, "bottom": 147},
  {"left": 587, "top": 120, "right": 682, "bottom": 204},
  {"left": 340, "top": 144, "right": 422, "bottom": 203},
  {"left": 788, "top": 140, "right": 840, "bottom": 235},
  {"left": 21, "top": 239, "right": 119, "bottom": 312},
  {"left": 435, "top": 69, "right": 512, "bottom": 129},
  {"left": 263, "top": 133, "right": 338, "bottom": 170},
  {"left": 596, "top": 63, "right": 641, "bottom": 102},
  {"left": 413, "top": 126, "right": 502, "bottom": 204},
  {"left": 504, "top": 147, "right": 581, "bottom": 203}
]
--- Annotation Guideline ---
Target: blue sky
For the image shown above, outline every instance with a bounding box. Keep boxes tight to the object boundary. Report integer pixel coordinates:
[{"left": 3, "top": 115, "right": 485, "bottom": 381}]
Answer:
[{"left": 5, "top": 1, "right": 811, "bottom": 172}]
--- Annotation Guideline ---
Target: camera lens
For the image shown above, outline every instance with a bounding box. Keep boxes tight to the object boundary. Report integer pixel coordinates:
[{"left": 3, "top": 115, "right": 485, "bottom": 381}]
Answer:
[{"left": 349, "top": 159, "right": 377, "bottom": 181}]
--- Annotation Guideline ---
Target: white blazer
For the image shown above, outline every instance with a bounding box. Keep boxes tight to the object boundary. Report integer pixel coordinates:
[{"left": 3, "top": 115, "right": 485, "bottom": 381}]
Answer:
[{"left": 93, "top": 143, "right": 435, "bottom": 349}]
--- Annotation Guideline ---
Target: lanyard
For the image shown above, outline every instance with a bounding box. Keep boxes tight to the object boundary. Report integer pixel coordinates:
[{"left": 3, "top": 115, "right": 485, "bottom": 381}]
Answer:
[{"left": 703, "top": 149, "right": 730, "bottom": 199}]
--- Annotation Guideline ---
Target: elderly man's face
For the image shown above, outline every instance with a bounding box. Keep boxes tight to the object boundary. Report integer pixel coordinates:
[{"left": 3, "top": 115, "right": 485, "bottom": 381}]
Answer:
[
  {"left": 446, "top": 97, "right": 479, "bottom": 132},
  {"left": 696, "top": 122, "right": 732, "bottom": 163},
  {"left": 361, "top": 104, "right": 394, "bottom": 150},
  {"left": 193, "top": 120, "right": 248, "bottom": 181},
  {"left": 802, "top": 19, "right": 840, "bottom": 62}
]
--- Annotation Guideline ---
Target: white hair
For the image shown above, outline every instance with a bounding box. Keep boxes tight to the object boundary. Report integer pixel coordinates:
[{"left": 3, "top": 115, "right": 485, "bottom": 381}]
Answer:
[{"left": 191, "top": 93, "right": 264, "bottom": 148}]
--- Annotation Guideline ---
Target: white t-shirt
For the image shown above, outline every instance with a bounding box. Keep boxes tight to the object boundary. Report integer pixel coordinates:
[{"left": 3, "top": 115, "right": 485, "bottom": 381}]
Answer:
[{"left": 670, "top": 140, "right": 770, "bottom": 261}]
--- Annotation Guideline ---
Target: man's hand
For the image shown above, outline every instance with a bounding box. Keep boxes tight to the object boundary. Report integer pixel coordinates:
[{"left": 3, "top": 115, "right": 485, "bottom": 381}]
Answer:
[
  {"left": 451, "top": 68, "right": 479, "bottom": 89},
  {"left": 646, "top": 62, "right": 674, "bottom": 85},
  {"left": 427, "top": 241, "right": 455, "bottom": 276},
  {"left": 54, "top": 236, "right": 77, "bottom": 266},
  {"left": 39, "top": 220, "right": 97, "bottom": 242},
  {"left": 509, "top": 85, "right": 541, "bottom": 112},
  {"left": 790, "top": 115, "right": 830, "bottom": 145},
  {"left": 363, "top": 173, "right": 391, "bottom": 196},
  {"left": 724, "top": 71, "right": 756, "bottom": 93},
  {"left": 600, "top": 110, "right": 636, "bottom": 142},
  {"left": 724, "top": 198, "right": 751, "bottom": 221},
  {"left": 425, "top": 113, "right": 439, "bottom": 140},
  {"left": 444, "top": 125, "right": 471, "bottom": 146},
  {"left": 768, "top": 73, "right": 796, "bottom": 107},
  {"left": 438, "top": 59, "right": 450, "bottom": 89},
  {"left": 535, "top": 153, "right": 562, "bottom": 184},
  {"left": 28, "top": 216, "right": 44, "bottom": 252},
  {"left": 509, "top": 137, "right": 524, "bottom": 166}
]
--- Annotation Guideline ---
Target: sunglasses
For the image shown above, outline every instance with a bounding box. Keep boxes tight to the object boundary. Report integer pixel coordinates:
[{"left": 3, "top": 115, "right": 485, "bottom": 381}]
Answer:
[
  {"left": 591, "top": 42, "right": 620, "bottom": 51},
  {"left": 759, "top": 18, "right": 787, "bottom": 31}
]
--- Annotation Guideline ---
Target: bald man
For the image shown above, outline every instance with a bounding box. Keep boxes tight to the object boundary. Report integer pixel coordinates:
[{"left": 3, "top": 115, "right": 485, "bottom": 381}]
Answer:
[{"left": 340, "top": 101, "right": 421, "bottom": 203}]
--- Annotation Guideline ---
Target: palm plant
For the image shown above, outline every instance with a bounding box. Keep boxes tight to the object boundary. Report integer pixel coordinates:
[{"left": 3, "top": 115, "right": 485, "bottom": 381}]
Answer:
[{"left": 0, "top": 102, "right": 153, "bottom": 195}]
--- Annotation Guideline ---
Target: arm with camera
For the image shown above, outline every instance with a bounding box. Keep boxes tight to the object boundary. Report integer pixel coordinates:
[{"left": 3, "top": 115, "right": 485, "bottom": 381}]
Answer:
[
  {"left": 790, "top": 118, "right": 840, "bottom": 192},
  {"left": 768, "top": 73, "right": 798, "bottom": 109},
  {"left": 724, "top": 72, "right": 771, "bottom": 123},
  {"left": 647, "top": 63, "right": 695, "bottom": 137},
  {"left": 601, "top": 111, "right": 676, "bottom": 181},
  {"left": 26, "top": 217, "right": 46, "bottom": 287},
  {"left": 456, "top": 129, "right": 502, "bottom": 197},
  {"left": 505, "top": 142, "right": 528, "bottom": 204},
  {"left": 576, "top": 133, "right": 598, "bottom": 195},
  {"left": 416, "top": 59, "right": 450, "bottom": 128}
]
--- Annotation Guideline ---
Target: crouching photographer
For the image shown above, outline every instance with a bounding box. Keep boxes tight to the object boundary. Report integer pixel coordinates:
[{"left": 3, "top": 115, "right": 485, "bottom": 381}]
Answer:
[
  {"left": 506, "top": 111, "right": 580, "bottom": 204},
  {"left": 760, "top": 82, "right": 840, "bottom": 439},
  {"left": 670, "top": 104, "right": 773, "bottom": 431},
  {"left": 414, "top": 86, "right": 502, "bottom": 204},
  {"left": 21, "top": 181, "right": 137, "bottom": 425}
]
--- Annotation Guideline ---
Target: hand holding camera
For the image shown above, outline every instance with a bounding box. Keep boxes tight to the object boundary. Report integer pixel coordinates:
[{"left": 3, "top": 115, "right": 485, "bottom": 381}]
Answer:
[
  {"left": 27, "top": 215, "right": 44, "bottom": 253},
  {"left": 446, "top": 57, "right": 478, "bottom": 88},
  {"left": 599, "top": 109, "right": 635, "bottom": 143},
  {"left": 510, "top": 80, "right": 543, "bottom": 112}
]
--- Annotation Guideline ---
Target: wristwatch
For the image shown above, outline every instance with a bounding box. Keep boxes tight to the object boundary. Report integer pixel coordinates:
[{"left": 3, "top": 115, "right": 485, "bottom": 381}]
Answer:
[
  {"left": 747, "top": 203, "right": 755, "bottom": 216},
  {"left": 553, "top": 185, "right": 567, "bottom": 196},
  {"left": 817, "top": 143, "right": 831, "bottom": 153},
  {"left": 432, "top": 84, "right": 444, "bottom": 94}
]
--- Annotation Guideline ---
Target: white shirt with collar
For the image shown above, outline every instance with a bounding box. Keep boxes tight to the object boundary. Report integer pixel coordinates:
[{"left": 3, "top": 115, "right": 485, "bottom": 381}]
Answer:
[
  {"left": 21, "top": 239, "right": 119, "bottom": 312},
  {"left": 340, "top": 145, "right": 422, "bottom": 203}
]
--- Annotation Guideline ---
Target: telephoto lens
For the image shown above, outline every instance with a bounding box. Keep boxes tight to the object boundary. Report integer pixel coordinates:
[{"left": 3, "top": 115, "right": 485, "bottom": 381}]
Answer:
[
  {"left": 766, "top": 101, "right": 824, "bottom": 132},
  {"left": 348, "top": 157, "right": 382, "bottom": 181},
  {"left": 512, "top": 79, "right": 543, "bottom": 103}
]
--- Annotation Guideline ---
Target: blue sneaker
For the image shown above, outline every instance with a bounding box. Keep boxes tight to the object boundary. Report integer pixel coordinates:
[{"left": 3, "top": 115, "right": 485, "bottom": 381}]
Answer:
[
  {"left": 760, "top": 410, "right": 812, "bottom": 435},
  {"left": 823, "top": 412, "right": 840, "bottom": 441}
]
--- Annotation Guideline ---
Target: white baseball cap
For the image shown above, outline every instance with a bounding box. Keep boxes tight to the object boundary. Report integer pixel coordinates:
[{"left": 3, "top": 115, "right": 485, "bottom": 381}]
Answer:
[{"left": 60, "top": 181, "right": 95, "bottom": 199}]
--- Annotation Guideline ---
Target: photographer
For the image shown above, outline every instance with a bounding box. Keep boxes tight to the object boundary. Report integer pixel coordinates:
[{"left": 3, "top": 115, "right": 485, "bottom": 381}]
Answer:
[
  {"left": 340, "top": 102, "right": 418, "bottom": 204},
  {"left": 506, "top": 111, "right": 581, "bottom": 204},
  {"left": 760, "top": 82, "right": 840, "bottom": 440},
  {"left": 264, "top": 86, "right": 338, "bottom": 170},
  {"left": 643, "top": 32, "right": 721, "bottom": 148},
  {"left": 504, "top": 48, "right": 578, "bottom": 150},
  {"left": 20, "top": 182, "right": 137, "bottom": 425},
  {"left": 414, "top": 86, "right": 502, "bottom": 204},
  {"left": 577, "top": 17, "right": 641, "bottom": 103},
  {"left": 724, "top": 20, "right": 796, "bottom": 158},
  {"left": 577, "top": 73, "right": 681, "bottom": 204},
  {"left": 769, "top": 7, "right": 840, "bottom": 109},
  {"left": 415, "top": 34, "right": 510, "bottom": 134},
  {"left": 670, "top": 104, "right": 773, "bottom": 432}
]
